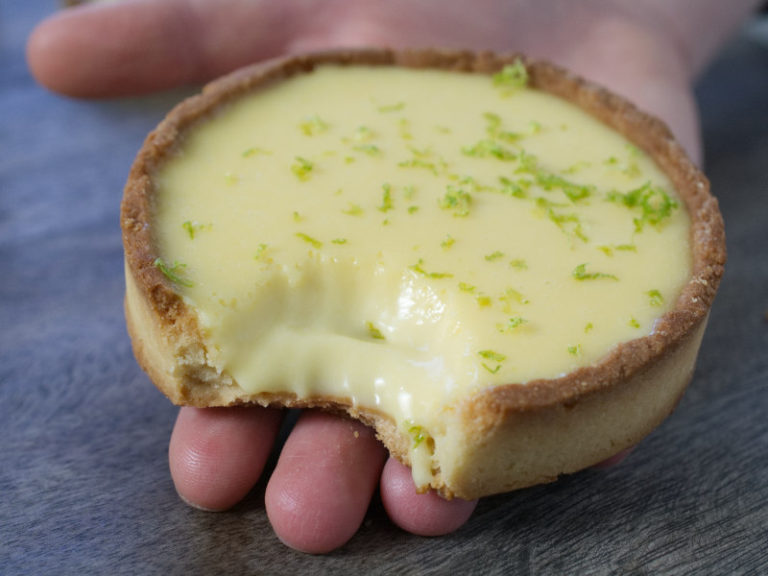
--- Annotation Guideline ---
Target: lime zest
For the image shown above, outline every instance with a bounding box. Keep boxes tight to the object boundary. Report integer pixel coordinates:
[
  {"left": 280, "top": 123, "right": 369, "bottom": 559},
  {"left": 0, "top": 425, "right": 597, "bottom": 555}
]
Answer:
[
  {"left": 182, "top": 220, "right": 209, "bottom": 239},
  {"left": 572, "top": 263, "right": 618, "bottom": 281},
  {"left": 438, "top": 185, "right": 472, "bottom": 217},
  {"left": 409, "top": 258, "right": 453, "bottom": 279},
  {"left": 242, "top": 147, "right": 273, "bottom": 158},
  {"left": 342, "top": 203, "right": 364, "bottom": 216},
  {"left": 153, "top": 257, "right": 194, "bottom": 287},
  {"left": 493, "top": 59, "right": 528, "bottom": 94},
  {"left": 299, "top": 115, "right": 330, "bottom": 136},
  {"left": 647, "top": 289, "right": 664, "bottom": 307},
  {"left": 291, "top": 156, "right": 314, "bottom": 181},
  {"left": 366, "top": 321, "right": 386, "bottom": 340},
  {"left": 295, "top": 232, "right": 323, "bottom": 249},
  {"left": 378, "top": 183, "right": 394, "bottom": 213},
  {"left": 607, "top": 181, "right": 679, "bottom": 231}
]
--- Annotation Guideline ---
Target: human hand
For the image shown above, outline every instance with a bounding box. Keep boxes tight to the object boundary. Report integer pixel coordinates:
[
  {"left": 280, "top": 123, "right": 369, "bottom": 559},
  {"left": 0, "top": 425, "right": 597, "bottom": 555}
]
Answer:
[
  {"left": 169, "top": 407, "right": 477, "bottom": 553},
  {"left": 27, "top": 0, "right": 757, "bottom": 553},
  {"left": 29, "top": 0, "right": 721, "bottom": 161}
]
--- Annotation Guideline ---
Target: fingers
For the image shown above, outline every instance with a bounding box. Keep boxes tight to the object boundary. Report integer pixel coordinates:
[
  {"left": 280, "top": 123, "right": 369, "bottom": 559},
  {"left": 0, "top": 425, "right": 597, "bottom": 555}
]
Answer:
[
  {"left": 380, "top": 457, "right": 477, "bottom": 537},
  {"left": 377, "top": 446, "right": 628, "bottom": 537},
  {"left": 264, "top": 411, "right": 386, "bottom": 554},
  {"left": 26, "top": 0, "right": 293, "bottom": 98},
  {"left": 169, "top": 406, "right": 282, "bottom": 511}
]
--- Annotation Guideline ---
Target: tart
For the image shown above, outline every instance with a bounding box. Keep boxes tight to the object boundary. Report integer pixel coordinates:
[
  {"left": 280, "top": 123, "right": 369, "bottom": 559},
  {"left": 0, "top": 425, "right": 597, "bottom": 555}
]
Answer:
[{"left": 121, "top": 49, "right": 725, "bottom": 500}]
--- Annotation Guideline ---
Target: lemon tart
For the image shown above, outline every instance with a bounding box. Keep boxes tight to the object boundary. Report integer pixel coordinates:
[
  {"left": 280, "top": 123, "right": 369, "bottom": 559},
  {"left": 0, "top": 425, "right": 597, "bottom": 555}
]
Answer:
[{"left": 121, "top": 50, "right": 725, "bottom": 499}]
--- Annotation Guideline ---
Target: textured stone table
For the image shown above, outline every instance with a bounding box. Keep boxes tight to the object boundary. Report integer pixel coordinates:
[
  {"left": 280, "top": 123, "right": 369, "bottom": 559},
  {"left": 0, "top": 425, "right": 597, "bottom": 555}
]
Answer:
[{"left": 2, "top": 3, "right": 767, "bottom": 574}]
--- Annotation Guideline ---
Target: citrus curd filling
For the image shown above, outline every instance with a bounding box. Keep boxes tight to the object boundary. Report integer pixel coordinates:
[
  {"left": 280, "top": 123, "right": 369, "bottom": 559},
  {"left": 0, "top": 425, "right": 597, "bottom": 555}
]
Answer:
[{"left": 152, "top": 64, "right": 691, "bottom": 483}]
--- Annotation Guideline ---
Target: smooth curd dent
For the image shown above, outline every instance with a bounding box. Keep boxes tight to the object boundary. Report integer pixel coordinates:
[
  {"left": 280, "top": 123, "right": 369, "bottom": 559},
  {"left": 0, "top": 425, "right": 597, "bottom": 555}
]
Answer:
[{"left": 151, "top": 65, "right": 691, "bottom": 487}]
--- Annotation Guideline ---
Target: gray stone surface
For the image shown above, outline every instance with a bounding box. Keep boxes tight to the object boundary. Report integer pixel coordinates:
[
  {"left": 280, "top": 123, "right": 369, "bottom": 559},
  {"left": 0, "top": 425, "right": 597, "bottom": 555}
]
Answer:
[{"left": 2, "top": 3, "right": 767, "bottom": 574}]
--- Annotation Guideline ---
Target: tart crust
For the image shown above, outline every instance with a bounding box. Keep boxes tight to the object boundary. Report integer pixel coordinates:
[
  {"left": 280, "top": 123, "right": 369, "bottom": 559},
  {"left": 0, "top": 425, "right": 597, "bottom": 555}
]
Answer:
[{"left": 121, "top": 49, "right": 725, "bottom": 500}]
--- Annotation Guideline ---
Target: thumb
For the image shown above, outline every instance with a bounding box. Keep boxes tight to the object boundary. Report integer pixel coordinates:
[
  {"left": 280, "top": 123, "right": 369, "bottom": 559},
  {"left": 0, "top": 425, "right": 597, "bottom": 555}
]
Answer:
[{"left": 27, "top": 0, "right": 295, "bottom": 98}]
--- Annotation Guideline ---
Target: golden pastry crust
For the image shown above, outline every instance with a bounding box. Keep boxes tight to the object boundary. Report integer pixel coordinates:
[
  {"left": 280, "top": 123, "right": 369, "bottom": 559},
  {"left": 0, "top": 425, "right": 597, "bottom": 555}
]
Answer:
[{"left": 121, "top": 49, "right": 725, "bottom": 500}]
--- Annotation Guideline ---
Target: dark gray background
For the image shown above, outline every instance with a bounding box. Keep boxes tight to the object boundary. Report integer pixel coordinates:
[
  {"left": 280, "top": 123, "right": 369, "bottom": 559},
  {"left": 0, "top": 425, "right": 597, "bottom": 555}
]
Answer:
[{"left": 2, "top": 3, "right": 767, "bottom": 574}]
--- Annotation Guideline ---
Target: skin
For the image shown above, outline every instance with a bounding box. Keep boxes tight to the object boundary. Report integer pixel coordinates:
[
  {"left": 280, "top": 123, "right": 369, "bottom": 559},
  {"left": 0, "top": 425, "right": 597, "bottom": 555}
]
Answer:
[{"left": 27, "top": 0, "right": 761, "bottom": 554}]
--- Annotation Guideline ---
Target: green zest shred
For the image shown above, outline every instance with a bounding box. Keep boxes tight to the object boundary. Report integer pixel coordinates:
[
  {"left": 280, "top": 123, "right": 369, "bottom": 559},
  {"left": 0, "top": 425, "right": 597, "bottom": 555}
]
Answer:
[
  {"left": 493, "top": 60, "right": 528, "bottom": 93},
  {"left": 476, "top": 295, "right": 493, "bottom": 307},
  {"left": 438, "top": 185, "right": 472, "bottom": 217},
  {"left": 499, "top": 287, "right": 529, "bottom": 306},
  {"left": 440, "top": 234, "right": 456, "bottom": 249},
  {"left": 497, "top": 316, "right": 528, "bottom": 333},
  {"left": 479, "top": 350, "right": 507, "bottom": 362},
  {"left": 182, "top": 220, "right": 209, "bottom": 239},
  {"left": 153, "top": 257, "right": 194, "bottom": 287},
  {"left": 242, "top": 147, "right": 272, "bottom": 158},
  {"left": 462, "top": 139, "right": 517, "bottom": 161},
  {"left": 515, "top": 150, "right": 539, "bottom": 174},
  {"left": 398, "top": 147, "right": 446, "bottom": 175},
  {"left": 479, "top": 349, "right": 506, "bottom": 374},
  {"left": 546, "top": 207, "right": 589, "bottom": 243},
  {"left": 398, "top": 157, "right": 440, "bottom": 174},
  {"left": 572, "top": 263, "right": 618, "bottom": 281},
  {"left": 253, "top": 243, "right": 271, "bottom": 262},
  {"left": 352, "top": 125, "right": 375, "bottom": 142},
  {"left": 378, "top": 183, "right": 394, "bottom": 212},
  {"left": 342, "top": 203, "right": 364, "bottom": 216},
  {"left": 409, "top": 258, "right": 453, "bottom": 279},
  {"left": 483, "top": 112, "right": 521, "bottom": 143},
  {"left": 295, "top": 232, "right": 323, "bottom": 249},
  {"left": 598, "top": 243, "right": 637, "bottom": 257},
  {"left": 407, "top": 422, "right": 426, "bottom": 448},
  {"left": 291, "top": 156, "right": 314, "bottom": 181},
  {"left": 535, "top": 171, "right": 593, "bottom": 202},
  {"left": 607, "top": 181, "right": 678, "bottom": 231},
  {"left": 366, "top": 321, "right": 386, "bottom": 340},
  {"left": 647, "top": 289, "right": 664, "bottom": 307},
  {"left": 299, "top": 115, "right": 330, "bottom": 136},
  {"left": 499, "top": 176, "right": 529, "bottom": 199}
]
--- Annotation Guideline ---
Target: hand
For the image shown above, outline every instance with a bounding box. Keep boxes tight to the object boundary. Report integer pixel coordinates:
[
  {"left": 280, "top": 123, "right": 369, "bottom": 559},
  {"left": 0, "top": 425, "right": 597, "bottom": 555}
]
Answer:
[
  {"left": 169, "top": 407, "right": 476, "bottom": 553},
  {"left": 29, "top": 0, "right": 717, "bottom": 161},
  {"left": 27, "top": 0, "right": 757, "bottom": 553}
]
